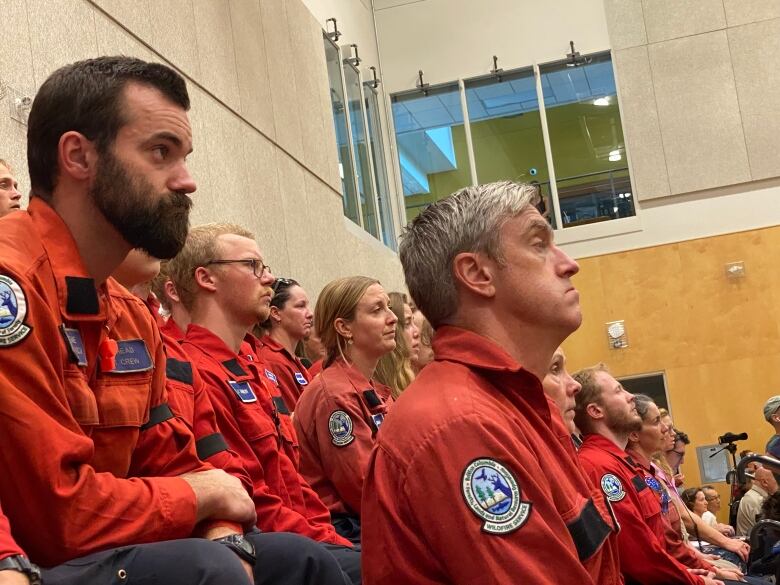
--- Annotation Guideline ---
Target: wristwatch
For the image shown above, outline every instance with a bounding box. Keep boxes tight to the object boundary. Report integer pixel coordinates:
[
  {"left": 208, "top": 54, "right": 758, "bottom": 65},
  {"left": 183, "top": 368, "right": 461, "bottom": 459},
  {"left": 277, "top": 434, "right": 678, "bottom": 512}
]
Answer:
[
  {"left": 215, "top": 534, "right": 256, "bottom": 566},
  {"left": 0, "top": 555, "right": 42, "bottom": 585}
]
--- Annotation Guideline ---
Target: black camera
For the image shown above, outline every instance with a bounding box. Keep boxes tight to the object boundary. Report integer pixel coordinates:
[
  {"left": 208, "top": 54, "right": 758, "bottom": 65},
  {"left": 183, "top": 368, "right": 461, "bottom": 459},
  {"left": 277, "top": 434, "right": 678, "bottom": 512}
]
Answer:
[{"left": 718, "top": 432, "right": 748, "bottom": 444}]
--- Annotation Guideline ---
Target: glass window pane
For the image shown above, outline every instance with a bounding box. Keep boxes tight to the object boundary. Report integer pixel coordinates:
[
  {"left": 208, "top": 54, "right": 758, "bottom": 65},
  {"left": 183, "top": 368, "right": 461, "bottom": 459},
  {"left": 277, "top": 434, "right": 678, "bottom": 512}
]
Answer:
[
  {"left": 464, "top": 68, "right": 557, "bottom": 228},
  {"left": 344, "top": 64, "right": 379, "bottom": 238},
  {"left": 391, "top": 84, "right": 470, "bottom": 222},
  {"left": 324, "top": 37, "right": 359, "bottom": 225},
  {"left": 365, "top": 86, "right": 397, "bottom": 249},
  {"left": 540, "top": 52, "right": 635, "bottom": 228}
]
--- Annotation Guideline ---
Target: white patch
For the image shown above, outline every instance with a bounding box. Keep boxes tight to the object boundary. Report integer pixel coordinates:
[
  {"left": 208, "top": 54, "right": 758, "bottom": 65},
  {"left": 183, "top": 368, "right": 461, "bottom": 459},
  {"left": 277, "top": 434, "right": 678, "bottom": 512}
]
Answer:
[
  {"left": 328, "top": 410, "right": 354, "bottom": 446},
  {"left": 601, "top": 474, "right": 626, "bottom": 502},
  {"left": 462, "top": 458, "right": 531, "bottom": 534},
  {"left": 0, "top": 276, "right": 31, "bottom": 347}
]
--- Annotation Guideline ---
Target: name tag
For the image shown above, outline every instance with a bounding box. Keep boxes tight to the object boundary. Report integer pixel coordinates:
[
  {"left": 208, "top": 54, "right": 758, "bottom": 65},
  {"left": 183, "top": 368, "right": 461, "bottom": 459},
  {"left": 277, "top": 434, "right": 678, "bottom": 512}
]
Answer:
[
  {"left": 294, "top": 372, "right": 308, "bottom": 386},
  {"left": 109, "top": 339, "right": 152, "bottom": 373},
  {"left": 372, "top": 413, "right": 385, "bottom": 428},
  {"left": 228, "top": 380, "right": 257, "bottom": 403},
  {"left": 264, "top": 369, "right": 278, "bottom": 384},
  {"left": 61, "top": 326, "right": 88, "bottom": 366}
]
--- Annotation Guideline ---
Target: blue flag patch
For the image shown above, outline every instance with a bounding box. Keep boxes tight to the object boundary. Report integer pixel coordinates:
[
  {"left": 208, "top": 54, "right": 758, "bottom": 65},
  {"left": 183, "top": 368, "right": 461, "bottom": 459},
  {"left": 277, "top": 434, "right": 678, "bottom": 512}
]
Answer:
[
  {"left": 109, "top": 339, "right": 152, "bottom": 373},
  {"left": 294, "top": 372, "right": 308, "bottom": 386},
  {"left": 228, "top": 380, "right": 257, "bottom": 403},
  {"left": 264, "top": 369, "right": 278, "bottom": 384}
]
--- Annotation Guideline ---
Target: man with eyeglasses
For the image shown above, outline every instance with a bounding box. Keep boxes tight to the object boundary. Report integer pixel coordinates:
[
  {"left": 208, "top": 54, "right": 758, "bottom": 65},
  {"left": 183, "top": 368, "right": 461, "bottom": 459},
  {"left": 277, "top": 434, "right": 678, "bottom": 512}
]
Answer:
[
  {"left": 702, "top": 486, "right": 736, "bottom": 537},
  {"left": 167, "top": 223, "right": 361, "bottom": 585}
]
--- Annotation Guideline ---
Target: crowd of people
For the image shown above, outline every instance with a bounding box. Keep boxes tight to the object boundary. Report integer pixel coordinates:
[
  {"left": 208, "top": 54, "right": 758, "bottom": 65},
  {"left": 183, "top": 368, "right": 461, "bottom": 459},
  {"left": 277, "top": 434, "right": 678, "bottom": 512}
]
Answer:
[{"left": 0, "top": 54, "right": 779, "bottom": 585}]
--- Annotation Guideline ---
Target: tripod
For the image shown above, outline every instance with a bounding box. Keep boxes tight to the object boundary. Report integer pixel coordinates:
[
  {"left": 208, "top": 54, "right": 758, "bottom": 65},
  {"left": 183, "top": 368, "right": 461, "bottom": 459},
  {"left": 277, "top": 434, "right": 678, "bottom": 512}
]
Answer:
[{"left": 711, "top": 442, "right": 740, "bottom": 527}]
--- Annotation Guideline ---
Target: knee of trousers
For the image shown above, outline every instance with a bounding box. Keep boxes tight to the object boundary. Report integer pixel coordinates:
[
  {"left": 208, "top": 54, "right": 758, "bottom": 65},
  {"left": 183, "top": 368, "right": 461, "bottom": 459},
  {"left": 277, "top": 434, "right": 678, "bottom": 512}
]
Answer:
[
  {"left": 248, "top": 531, "right": 335, "bottom": 566},
  {"left": 155, "top": 538, "right": 250, "bottom": 585}
]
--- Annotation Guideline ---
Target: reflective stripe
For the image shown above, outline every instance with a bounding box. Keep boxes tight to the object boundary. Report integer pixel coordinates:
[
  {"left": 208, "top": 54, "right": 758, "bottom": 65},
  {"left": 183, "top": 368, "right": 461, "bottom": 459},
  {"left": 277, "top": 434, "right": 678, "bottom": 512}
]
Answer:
[
  {"left": 140, "top": 403, "right": 174, "bottom": 430},
  {"left": 196, "top": 432, "right": 229, "bottom": 460},
  {"left": 566, "top": 498, "right": 612, "bottom": 561}
]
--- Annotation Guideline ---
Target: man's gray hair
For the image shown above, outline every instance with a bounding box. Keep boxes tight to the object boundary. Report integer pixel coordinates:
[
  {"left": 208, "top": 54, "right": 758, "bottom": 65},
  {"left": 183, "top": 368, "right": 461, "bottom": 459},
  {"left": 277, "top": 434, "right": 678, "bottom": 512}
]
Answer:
[{"left": 399, "top": 181, "right": 540, "bottom": 328}]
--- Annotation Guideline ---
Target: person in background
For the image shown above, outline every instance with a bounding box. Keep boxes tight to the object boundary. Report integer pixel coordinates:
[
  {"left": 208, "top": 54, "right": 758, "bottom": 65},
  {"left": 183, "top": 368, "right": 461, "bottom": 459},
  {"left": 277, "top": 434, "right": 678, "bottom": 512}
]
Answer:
[
  {"left": 411, "top": 314, "right": 434, "bottom": 374},
  {"left": 763, "top": 396, "right": 780, "bottom": 460},
  {"left": 294, "top": 276, "right": 397, "bottom": 543},
  {"left": 738, "top": 467, "right": 779, "bottom": 537},
  {"left": 0, "top": 160, "right": 22, "bottom": 218},
  {"left": 702, "top": 486, "right": 736, "bottom": 537},
  {"left": 374, "top": 291, "right": 417, "bottom": 399},
  {"left": 304, "top": 328, "right": 327, "bottom": 376},
  {"left": 259, "top": 277, "right": 314, "bottom": 410},
  {"left": 541, "top": 346, "right": 581, "bottom": 437},
  {"left": 150, "top": 260, "right": 190, "bottom": 340}
]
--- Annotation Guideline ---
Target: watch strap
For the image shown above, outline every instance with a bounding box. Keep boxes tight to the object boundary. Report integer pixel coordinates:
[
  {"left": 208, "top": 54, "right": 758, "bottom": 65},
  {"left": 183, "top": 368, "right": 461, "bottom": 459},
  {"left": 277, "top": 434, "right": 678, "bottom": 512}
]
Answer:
[
  {"left": 0, "top": 555, "right": 42, "bottom": 585},
  {"left": 215, "top": 534, "right": 256, "bottom": 566}
]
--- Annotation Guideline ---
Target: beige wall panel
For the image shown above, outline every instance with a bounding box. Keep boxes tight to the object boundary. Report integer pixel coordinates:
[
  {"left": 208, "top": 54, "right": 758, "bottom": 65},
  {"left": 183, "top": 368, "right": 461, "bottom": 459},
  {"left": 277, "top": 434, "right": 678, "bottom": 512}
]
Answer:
[
  {"left": 1, "top": 0, "right": 35, "bottom": 94},
  {"left": 641, "top": 0, "right": 726, "bottom": 43},
  {"left": 603, "top": 0, "right": 647, "bottom": 49},
  {"left": 229, "top": 0, "right": 276, "bottom": 139},
  {"left": 90, "top": 0, "right": 152, "bottom": 43},
  {"left": 261, "top": 0, "right": 304, "bottom": 160},
  {"left": 241, "top": 124, "right": 290, "bottom": 274},
  {"left": 728, "top": 19, "right": 780, "bottom": 180},
  {"left": 147, "top": 0, "right": 200, "bottom": 79},
  {"left": 723, "top": 0, "right": 780, "bottom": 27},
  {"left": 94, "top": 10, "right": 156, "bottom": 61},
  {"left": 187, "top": 86, "right": 218, "bottom": 225},
  {"left": 273, "top": 150, "right": 311, "bottom": 278},
  {"left": 648, "top": 31, "right": 750, "bottom": 194},
  {"left": 193, "top": 0, "right": 241, "bottom": 110},
  {"left": 287, "top": 0, "right": 333, "bottom": 184},
  {"left": 564, "top": 226, "right": 780, "bottom": 494},
  {"left": 613, "top": 46, "right": 671, "bottom": 201},
  {"left": 27, "top": 0, "right": 98, "bottom": 87}
]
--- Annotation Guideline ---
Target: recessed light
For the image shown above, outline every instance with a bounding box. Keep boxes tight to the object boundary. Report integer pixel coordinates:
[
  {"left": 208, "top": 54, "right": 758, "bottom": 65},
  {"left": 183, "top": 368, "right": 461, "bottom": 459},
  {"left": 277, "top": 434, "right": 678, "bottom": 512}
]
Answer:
[
  {"left": 593, "top": 96, "right": 610, "bottom": 106},
  {"left": 608, "top": 149, "right": 621, "bottom": 162}
]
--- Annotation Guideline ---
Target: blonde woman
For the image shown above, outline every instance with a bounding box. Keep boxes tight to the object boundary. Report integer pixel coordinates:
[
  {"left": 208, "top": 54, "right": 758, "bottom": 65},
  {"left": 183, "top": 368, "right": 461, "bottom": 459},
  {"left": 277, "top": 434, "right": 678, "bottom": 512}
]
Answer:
[
  {"left": 374, "top": 292, "right": 418, "bottom": 398},
  {"left": 293, "top": 276, "right": 397, "bottom": 542}
]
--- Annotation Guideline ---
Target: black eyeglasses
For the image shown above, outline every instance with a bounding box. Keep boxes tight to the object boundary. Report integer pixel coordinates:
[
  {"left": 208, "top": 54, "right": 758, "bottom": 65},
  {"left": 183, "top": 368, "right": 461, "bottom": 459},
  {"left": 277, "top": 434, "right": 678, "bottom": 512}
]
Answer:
[
  {"left": 272, "top": 277, "right": 295, "bottom": 293},
  {"left": 205, "top": 259, "right": 271, "bottom": 278}
]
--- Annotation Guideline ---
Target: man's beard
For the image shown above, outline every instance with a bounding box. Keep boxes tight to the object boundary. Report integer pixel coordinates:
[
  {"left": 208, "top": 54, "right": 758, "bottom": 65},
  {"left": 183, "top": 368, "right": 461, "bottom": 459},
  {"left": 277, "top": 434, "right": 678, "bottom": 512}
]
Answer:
[
  {"left": 604, "top": 402, "right": 643, "bottom": 436},
  {"left": 91, "top": 150, "right": 192, "bottom": 259}
]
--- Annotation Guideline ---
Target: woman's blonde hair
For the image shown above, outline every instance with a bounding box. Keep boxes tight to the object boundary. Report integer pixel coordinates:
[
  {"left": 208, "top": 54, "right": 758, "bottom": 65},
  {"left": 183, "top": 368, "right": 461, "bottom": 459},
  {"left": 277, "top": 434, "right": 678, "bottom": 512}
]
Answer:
[
  {"left": 316, "top": 276, "right": 379, "bottom": 368},
  {"left": 374, "top": 292, "right": 415, "bottom": 398}
]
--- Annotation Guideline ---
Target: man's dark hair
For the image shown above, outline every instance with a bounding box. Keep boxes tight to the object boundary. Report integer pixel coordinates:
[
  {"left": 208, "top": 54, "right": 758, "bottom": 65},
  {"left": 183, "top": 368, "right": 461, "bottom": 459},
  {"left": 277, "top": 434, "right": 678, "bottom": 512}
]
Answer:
[
  {"left": 674, "top": 430, "right": 690, "bottom": 445},
  {"left": 27, "top": 56, "right": 190, "bottom": 200}
]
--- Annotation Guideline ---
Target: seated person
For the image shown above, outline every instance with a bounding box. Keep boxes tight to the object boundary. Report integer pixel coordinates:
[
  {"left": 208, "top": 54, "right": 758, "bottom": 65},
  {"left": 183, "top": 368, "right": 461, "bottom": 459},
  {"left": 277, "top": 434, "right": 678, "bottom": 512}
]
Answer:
[
  {"left": 410, "top": 312, "right": 434, "bottom": 374},
  {"left": 373, "top": 291, "right": 417, "bottom": 399},
  {"left": 702, "top": 486, "right": 736, "bottom": 537},
  {"left": 149, "top": 260, "right": 190, "bottom": 340},
  {"left": 738, "top": 467, "right": 779, "bottom": 537},
  {"left": 167, "top": 223, "right": 361, "bottom": 584},
  {"left": 541, "top": 345, "right": 581, "bottom": 438},
  {"left": 257, "top": 277, "right": 314, "bottom": 410},
  {"left": 0, "top": 159, "right": 22, "bottom": 218},
  {"left": 294, "top": 276, "right": 397, "bottom": 542}
]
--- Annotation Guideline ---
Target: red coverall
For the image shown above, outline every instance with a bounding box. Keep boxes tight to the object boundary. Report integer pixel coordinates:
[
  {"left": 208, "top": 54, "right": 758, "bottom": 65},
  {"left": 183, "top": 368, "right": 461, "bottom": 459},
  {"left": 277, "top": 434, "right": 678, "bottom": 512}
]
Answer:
[
  {"left": 362, "top": 326, "right": 622, "bottom": 585},
  {"left": 257, "top": 334, "right": 312, "bottom": 410},
  {"left": 0, "top": 200, "right": 210, "bottom": 567},
  {"left": 578, "top": 434, "right": 703, "bottom": 585},
  {"left": 181, "top": 325, "right": 350, "bottom": 546},
  {"left": 627, "top": 447, "right": 716, "bottom": 573},
  {"left": 0, "top": 503, "right": 23, "bottom": 561},
  {"left": 293, "top": 358, "right": 393, "bottom": 517}
]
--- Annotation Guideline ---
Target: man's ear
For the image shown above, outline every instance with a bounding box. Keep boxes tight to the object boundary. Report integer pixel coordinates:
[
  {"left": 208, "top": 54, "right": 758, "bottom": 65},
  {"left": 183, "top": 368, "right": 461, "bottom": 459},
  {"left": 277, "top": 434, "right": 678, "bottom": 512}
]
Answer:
[
  {"left": 452, "top": 251, "right": 496, "bottom": 299},
  {"left": 585, "top": 402, "right": 603, "bottom": 422},
  {"left": 193, "top": 266, "right": 218, "bottom": 293},
  {"left": 58, "top": 131, "right": 98, "bottom": 182},
  {"left": 164, "top": 279, "right": 181, "bottom": 303}
]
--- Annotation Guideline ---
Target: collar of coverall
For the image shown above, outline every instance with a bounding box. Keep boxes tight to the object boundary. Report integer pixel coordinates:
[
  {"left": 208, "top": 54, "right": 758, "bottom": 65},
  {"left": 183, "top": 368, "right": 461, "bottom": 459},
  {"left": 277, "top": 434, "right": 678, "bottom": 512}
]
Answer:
[
  {"left": 185, "top": 323, "right": 255, "bottom": 381},
  {"left": 581, "top": 433, "right": 639, "bottom": 471},
  {"left": 29, "top": 198, "right": 108, "bottom": 322},
  {"left": 259, "top": 333, "right": 298, "bottom": 361},
  {"left": 431, "top": 325, "right": 532, "bottom": 373},
  {"left": 328, "top": 356, "right": 389, "bottom": 398}
]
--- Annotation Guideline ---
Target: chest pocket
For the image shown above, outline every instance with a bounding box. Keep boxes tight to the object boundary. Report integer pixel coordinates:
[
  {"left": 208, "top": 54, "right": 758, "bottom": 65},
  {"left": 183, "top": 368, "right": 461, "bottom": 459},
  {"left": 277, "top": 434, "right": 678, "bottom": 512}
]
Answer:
[
  {"left": 92, "top": 369, "right": 153, "bottom": 428},
  {"left": 227, "top": 379, "right": 278, "bottom": 442},
  {"left": 633, "top": 474, "right": 662, "bottom": 522},
  {"left": 64, "top": 368, "right": 99, "bottom": 427}
]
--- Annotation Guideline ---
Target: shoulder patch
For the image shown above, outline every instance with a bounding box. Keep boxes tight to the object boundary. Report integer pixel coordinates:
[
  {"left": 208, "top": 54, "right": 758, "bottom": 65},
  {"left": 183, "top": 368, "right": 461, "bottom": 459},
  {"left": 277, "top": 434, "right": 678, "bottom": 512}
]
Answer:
[
  {"left": 264, "top": 369, "right": 278, "bottom": 384},
  {"left": 601, "top": 474, "right": 626, "bottom": 502},
  {"left": 0, "top": 276, "right": 31, "bottom": 347},
  {"left": 462, "top": 458, "right": 531, "bottom": 534},
  {"left": 294, "top": 371, "right": 308, "bottom": 386},
  {"left": 328, "top": 410, "right": 354, "bottom": 446},
  {"left": 228, "top": 380, "right": 258, "bottom": 403}
]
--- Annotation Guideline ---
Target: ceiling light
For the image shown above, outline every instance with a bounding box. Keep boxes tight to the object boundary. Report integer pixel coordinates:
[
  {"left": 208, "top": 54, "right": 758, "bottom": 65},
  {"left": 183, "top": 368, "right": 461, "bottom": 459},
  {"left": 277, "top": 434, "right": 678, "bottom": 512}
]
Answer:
[
  {"left": 593, "top": 96, "right": 610, "bottom": 106},
  {"left": 608, "top": 149, "right": 621, "bottom": 162}
]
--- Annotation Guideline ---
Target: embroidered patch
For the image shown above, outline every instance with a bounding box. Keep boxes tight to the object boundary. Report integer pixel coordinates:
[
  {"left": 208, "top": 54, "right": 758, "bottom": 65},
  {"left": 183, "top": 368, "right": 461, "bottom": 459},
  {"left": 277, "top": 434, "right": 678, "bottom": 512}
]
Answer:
[
  {"left": 61, "top": 326, "right": 87, "bottom": 366},
  {"left": 328, "top": 410, "right": 354, "bottom": 446},
  {"left": 371, "top": 413, "right": 385, "bottom": 428},
  {"left": 108, "top": 339, "right": 153, "bottom": 373},
  {"left": 644, "top": 477, "right": 661, "bottom": 492},
  {"left": 228, "top": 380, "right": 257, "bottom": 403},
  {"left": 0, "top": 276, "right": 30, "bottom": 347},
  {"left": 264, "top": 369, "right": 278, "bottom": 384},
  {"left": 462, "top": 458, "right": 531, "bottom": 534},
  {"left": 601, "top": 474, "right": 626, "bottom": 502},
  {"left": 294, "top": 371, "right": 308, "bottom": 386}
]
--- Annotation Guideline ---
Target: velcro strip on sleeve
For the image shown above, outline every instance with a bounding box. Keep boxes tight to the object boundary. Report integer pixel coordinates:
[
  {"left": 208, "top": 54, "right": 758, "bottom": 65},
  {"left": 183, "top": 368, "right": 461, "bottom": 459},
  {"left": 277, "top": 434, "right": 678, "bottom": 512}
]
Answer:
[
  {"left": 166, "top": 357, "right": 194, "bottom": 385},
  {"left": 196, "top": 432, "right": 229, "bottom": 460},
  {"left": 566, "top": 498, "right": 612, "bottom": 561},
  {"left": 141, "top": 403, "right": 174, "bottom": 430}
]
